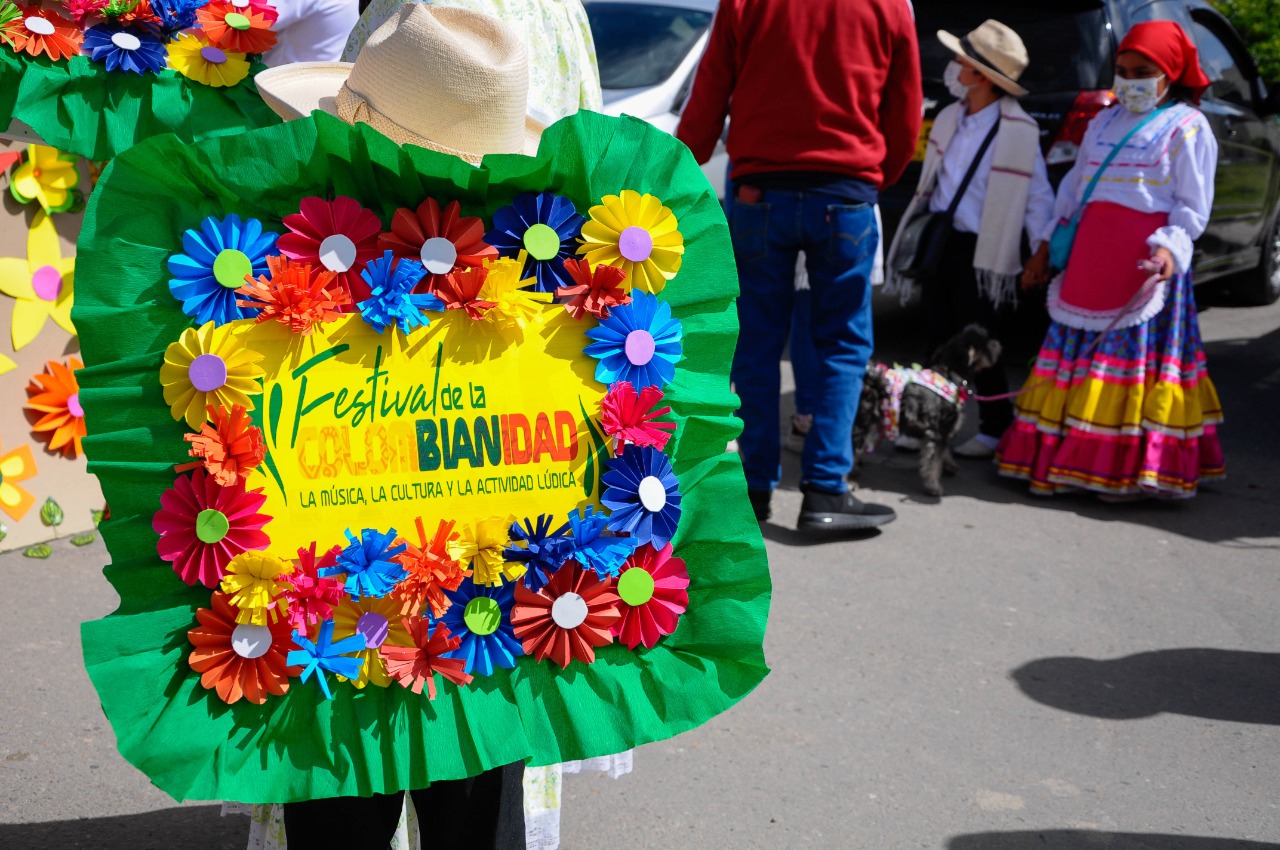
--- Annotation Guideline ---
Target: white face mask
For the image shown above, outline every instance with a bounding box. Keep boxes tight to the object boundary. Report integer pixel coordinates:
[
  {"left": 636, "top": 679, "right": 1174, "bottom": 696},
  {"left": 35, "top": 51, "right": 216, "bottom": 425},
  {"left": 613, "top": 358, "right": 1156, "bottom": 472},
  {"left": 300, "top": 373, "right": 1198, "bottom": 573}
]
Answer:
[
  {"left": 944, "top": 61, "right": 972, "bottom": 101},
  {"left": 1114, "top": 74, "right": 1166, "bottom": 113}
]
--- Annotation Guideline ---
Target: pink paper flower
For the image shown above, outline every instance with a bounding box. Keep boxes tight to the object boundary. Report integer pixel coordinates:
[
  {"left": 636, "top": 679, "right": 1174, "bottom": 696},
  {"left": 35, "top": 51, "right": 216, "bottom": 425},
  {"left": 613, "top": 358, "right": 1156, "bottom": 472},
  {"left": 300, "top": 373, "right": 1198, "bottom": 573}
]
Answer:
[
  {"left": 284, "top": 542, "right": 346, "bottom": 634},
  {"left": 153, "top": 467, "right": 272, "bottom": 588},
  {"left": 600, "top": 381, "right": 675, "bottom": 453},
  {"left": 278, "top": 197, "right": 383, "bottom": 307},
  {"left": 611, "top": 542, "right": 689, "bottom": 649}
]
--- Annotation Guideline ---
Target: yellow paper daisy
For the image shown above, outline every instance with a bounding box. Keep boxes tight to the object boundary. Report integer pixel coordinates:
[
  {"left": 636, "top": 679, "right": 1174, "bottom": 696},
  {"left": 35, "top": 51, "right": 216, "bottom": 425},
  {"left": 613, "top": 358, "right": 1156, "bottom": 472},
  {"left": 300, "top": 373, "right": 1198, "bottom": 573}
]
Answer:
[
  {"left": 220, "top": 551, "right": 294, "bottom": 626},
  {"left": 0, "top": 211, "right": 75, "bottom": 351},
  {"left": 331, "top": 596, "right": 413, "bottom": 688},
  {"left": 480, "top": 252, "right": 552, "bottom": 331},
  {"left": 166, "top": 33, "right": 250, "bottom": 89},
  {"left": 0, "top": 440, "right": 38, "bottom": 522},
  {"left": 449, "top": 516, "right": 523, "bottom": 587},
  {"left": 159, "top": 322, "right": 265, "bottom": 429},
  {"left": 10, "top": 145, "right": 79, "bottom": 214},
  {"left": 578, "top": 190, "right": 684, "bottom": 294}
]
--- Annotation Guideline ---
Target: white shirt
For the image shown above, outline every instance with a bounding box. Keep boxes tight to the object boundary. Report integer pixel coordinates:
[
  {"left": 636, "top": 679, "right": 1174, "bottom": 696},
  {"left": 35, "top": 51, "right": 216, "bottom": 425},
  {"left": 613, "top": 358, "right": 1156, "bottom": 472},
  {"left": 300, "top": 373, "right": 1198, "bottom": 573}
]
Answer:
[
  {"left": 263, "top": 0, "right": 360, "bottom": 66},
  {"left": 929, "top": 100, "right": 1055, "bottom": 250}
]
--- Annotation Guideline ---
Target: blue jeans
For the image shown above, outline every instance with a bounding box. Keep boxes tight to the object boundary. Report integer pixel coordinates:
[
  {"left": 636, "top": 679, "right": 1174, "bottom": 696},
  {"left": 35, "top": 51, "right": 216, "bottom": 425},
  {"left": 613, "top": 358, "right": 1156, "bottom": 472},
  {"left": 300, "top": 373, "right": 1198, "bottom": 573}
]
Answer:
[
  {"left": 729, "top": 191, "right": 878, "bottom": 494},
  {"left": 790, "top": 288, "right": 818, "bottom": 414}
]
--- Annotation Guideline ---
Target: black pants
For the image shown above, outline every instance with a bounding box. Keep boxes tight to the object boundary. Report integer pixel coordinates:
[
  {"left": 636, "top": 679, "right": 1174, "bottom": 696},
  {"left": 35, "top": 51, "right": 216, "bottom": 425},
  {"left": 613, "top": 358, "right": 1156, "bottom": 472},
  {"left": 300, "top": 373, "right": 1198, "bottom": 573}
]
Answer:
[
  {"left": 282, "top": 761, "right": 525, "bottom": 850},
  {"left": 920, "top": 229, "right": 1014, "bottom": 439}
]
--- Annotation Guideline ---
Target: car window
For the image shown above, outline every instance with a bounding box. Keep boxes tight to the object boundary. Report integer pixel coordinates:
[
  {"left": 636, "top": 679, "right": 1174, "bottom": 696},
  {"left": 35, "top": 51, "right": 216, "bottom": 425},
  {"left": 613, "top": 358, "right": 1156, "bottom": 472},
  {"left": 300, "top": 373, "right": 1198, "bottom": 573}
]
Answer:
[
  {"left": 584, "top": 3, "right": 712, "bottom": 90},
  {"left": 1190, "top": 21, "right": 1252, "bottom": 107}
]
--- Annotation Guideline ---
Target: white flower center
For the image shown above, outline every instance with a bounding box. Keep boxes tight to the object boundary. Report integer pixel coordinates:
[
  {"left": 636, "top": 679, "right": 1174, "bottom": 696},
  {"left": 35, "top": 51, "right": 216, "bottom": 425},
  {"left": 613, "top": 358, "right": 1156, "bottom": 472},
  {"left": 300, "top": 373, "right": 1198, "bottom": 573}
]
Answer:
[
  {"left": 111, "top": 32, "right": 142, "bottom": 52},
  {"left": 551, "top": 593, "right": 589, "bottom": 630},
  {"left": 231, "top": 624, "right": 272, "bottom": 659},
  {"left": 638, "top": 475, "right": 667, "bottom": 512},
  {"left": 24, "top": 16, "right": 55, "bottom": 36},
  {"left": 318, "top": 234, "right": 358, "bottom": 273},
  {"left": 420, "top": 237, "right": 458, "bottom": 275}
]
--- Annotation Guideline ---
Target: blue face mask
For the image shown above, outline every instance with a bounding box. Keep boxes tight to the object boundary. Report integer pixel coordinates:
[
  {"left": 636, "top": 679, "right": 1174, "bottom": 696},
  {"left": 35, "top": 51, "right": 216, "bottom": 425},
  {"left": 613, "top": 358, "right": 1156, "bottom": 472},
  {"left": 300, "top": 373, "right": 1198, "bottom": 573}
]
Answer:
[{"left": 1114, "top": 74, "right": 1166, "bottom": 113}]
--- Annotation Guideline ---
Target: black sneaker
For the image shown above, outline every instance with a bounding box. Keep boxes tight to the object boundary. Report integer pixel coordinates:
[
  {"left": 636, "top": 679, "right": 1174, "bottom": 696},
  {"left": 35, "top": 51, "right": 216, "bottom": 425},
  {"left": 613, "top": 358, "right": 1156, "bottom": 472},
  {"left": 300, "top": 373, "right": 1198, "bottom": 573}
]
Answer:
[
  {"left": 797, "top": 488, "right": 896, "bottom": 532},
  {"left": 748, "top": 489, "right": 772, "bottom": 522}
]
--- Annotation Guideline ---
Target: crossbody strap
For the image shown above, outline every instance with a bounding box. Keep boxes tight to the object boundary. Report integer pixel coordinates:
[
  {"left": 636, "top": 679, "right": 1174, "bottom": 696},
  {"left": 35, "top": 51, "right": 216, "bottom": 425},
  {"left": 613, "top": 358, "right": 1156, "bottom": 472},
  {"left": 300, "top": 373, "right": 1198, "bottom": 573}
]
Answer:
[
  {"left": 1078, "top": 104, "right": 1170, "bottom": 207},
  {"left": 945, "top": 117, "right": 1001, "bottom": 217}
]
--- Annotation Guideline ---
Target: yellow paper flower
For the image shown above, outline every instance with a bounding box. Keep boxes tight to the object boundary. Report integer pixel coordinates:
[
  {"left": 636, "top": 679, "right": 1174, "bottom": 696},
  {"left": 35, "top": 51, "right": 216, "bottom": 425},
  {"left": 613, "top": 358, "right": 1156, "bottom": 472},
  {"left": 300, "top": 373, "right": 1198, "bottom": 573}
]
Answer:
[
  {"left": 480, "top": 253, "right": 552, "bottom": 331},
  {"left": 449, "top": 516, "right": 523, "bottom": 587},
  {"left": 166, "top": 33, "right": 250, "bottom": 88},
  {"left": 0, "top": 210, "right": 75, "bottom": 351},
  {"left": 160, "top": 322, "right": 265, "bottom": 428},
  {"left": 0, "top": 439, "right": 38, "bottom": 522},
  {"left": 10, "top": 145, "right": 79, "bottom": 214},
  {"left": 578, "top": 190, "right": 684, "bottom": 294},
  {"left": 220, "top": 551, "right": 295, "bottom": 626},
  {"left": 332, "top": 596, "right": 413, "bottom": 688}
]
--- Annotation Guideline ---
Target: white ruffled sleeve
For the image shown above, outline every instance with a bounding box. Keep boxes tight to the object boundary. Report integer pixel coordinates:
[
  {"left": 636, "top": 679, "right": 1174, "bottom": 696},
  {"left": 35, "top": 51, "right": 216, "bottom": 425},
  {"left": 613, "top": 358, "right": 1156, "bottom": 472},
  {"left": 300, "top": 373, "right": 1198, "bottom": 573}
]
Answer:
[{"left": 1148, "top": 110, "right": 1218, "bottom": 273}]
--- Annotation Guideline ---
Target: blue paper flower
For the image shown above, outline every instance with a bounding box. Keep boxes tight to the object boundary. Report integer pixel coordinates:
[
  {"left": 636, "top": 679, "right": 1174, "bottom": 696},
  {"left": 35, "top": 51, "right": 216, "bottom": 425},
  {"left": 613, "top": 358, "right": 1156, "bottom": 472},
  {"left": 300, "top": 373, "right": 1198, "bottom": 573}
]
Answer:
[
  {"left": 321, "top": 528, "right": 409, "bottom": 599},
  {"left": 439, "top": 578, "right": 525, "bottom": 676},
  {"left": 505, "top": 514, "right": 572, "bottom": 592},
  {"left": 83, "top": 25, "right": 168, "bottom": 75},
  {"left": 151, "top": 0, "right": 206, "bottom": 36},
  {"left": 356, "top": 250, "right": 444, "bottom": 334},
  {"left": 287, "top": 620, "right": 367, "bottom": 699},
  {"left": 484, "top": 192, "right": 585, "bottom": 292},
  {"left": 563, "top": 505, "right": 638, "bottom": 581},
  {"left": 168, "top": 214, "right": 280, "bottom": 326},
  {"left": 601, "top": 445, "right": 683, "bottom": 549},
  {"left": 583, "top": 291, "right": 682, "bottom": 389}
]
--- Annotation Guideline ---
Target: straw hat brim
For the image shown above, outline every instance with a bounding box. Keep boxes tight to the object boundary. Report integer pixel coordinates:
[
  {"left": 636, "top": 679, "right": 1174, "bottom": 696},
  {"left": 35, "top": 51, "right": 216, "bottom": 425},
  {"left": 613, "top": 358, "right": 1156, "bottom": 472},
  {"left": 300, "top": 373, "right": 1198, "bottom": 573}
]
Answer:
[
  {"left": 937, "top": 30, "right": 1029, "bottom": 97},
  {"left": 254, "top": 62, "right": 543, "bottom": 164}
]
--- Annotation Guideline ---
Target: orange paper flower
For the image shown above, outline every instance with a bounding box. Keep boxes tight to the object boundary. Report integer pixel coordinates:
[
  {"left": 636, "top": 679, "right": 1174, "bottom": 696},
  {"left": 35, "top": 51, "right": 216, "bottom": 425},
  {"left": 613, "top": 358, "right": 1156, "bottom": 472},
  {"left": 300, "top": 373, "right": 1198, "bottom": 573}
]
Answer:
[
  {"left": 237, "top": 254, "right": 351, "bottom": 335},
  {"left": 392, "top": 517, "right": 468, "bottom": 619},
  {"left": 4, "top": 7, "right": 83, "bottom": 60},
  {"left": 25, "top": 357, "right": 85, "bottom": 459},
  {"left": 179, "top": 403, "right": 265, "bottom": 486},
  {"left": 197, "top": 0, "right": 277, "bottom": 54},
  {"left": 188, "top": 591, "right": 300, "bottom": 705},
  {"left": 556, "top": 257, "right": 630, "bottom": 320},
  {"left": 380, "top": 619, "right": 472, "bottom": 699},
  {"left": 0, "top": 437, "right": 37, "bottom": 521}
]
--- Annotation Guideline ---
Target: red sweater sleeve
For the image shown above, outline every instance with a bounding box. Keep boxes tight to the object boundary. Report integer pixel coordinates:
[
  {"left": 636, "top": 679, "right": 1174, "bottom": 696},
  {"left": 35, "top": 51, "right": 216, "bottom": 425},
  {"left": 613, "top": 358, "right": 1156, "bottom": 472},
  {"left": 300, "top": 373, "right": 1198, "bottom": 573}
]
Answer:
[
  {"left": 674, "top": 4, "right": 737, "bottom": 164},
  {"left": 877, "top": 7, "right": 923, "bottom": 188}
]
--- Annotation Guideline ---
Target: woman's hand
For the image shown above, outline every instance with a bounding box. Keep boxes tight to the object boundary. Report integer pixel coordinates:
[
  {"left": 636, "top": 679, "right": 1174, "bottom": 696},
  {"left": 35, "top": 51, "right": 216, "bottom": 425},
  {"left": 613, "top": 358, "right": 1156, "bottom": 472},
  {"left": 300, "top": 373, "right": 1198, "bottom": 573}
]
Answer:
[
  {"left": 1150, "top": 246, "right": 1176, "bottom": 282},
  {"left": 1021, "top": 243, "right": 1051, "bottom": 290}
]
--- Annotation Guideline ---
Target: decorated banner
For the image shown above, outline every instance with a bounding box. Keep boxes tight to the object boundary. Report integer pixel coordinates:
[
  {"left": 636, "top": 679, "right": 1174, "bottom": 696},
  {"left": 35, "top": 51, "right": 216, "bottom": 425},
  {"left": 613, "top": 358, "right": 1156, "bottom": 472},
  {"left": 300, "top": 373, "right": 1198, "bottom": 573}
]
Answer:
[{"left": 76, "top": 110, "right": 770, "bottom": 804}]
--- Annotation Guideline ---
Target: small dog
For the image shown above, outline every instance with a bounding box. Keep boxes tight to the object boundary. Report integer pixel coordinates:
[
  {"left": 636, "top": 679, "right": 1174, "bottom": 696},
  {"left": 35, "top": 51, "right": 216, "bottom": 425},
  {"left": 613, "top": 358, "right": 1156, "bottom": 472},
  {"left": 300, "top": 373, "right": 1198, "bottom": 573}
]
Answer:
[{"left": 853, "top": 324, "right": 1002, "bottom": 497}]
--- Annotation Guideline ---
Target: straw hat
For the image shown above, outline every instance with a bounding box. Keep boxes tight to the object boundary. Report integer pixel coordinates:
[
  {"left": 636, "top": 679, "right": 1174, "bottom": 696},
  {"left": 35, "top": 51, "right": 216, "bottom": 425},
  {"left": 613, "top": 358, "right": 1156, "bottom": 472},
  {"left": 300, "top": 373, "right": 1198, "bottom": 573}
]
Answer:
[
  {"left": 937, "top": 20, "right": 1030, "bottom": 97},
  {"left": 254, "top": 4, "right": 542, "bottom": 164}
]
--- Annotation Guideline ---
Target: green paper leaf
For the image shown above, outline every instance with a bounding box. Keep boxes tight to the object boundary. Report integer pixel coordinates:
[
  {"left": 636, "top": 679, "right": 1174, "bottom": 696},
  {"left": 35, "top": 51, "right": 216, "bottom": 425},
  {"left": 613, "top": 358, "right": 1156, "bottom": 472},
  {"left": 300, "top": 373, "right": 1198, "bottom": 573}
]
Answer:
[
  {"left": 71, "top": 532, "right": 98, "bottom": 547},
  {"left": 39, "top": 497, "right": 64, "bottom": 527},
  {"left": 91, "top": 509, "right": 105, "bottom": 527},
  {"left": 23, "top": 544, "right": 52, "bottom": 559},
  {"left": 0, "top": 522, "right": 8, "bottom": 543}
]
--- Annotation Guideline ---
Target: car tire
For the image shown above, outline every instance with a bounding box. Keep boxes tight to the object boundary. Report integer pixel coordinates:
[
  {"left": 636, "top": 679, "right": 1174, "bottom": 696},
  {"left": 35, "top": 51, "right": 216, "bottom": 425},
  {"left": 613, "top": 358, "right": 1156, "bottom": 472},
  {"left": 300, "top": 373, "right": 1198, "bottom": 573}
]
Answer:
[{"left": 1236, "top": 208, "right": 1280, "bottom": 306}]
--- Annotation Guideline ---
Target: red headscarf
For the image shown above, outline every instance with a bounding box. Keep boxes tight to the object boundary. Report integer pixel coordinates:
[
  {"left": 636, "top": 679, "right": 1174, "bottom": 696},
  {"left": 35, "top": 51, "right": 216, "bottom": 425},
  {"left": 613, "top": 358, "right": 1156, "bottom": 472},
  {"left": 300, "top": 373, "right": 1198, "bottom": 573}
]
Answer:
[{"left": 1117, "top": 21, "right": 1212, "bottom": 103}]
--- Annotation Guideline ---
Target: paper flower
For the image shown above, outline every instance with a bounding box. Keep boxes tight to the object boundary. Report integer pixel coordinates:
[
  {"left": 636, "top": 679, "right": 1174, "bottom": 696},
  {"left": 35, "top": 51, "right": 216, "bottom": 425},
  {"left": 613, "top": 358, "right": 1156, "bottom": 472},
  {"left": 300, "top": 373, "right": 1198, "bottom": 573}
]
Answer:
[
  {"left": 279, "top": 196, "right": 383, "bottom": 306},
  {"left": 220, "top": 550, "right": 294, "bottom": 625},
  {"left": 83, "top": 24, "right": 168, "bottom": 74},
  {"left": 196, "top": 0, "right": 277, "bottom": 54},
  {"left": 584, "top": 291, "right": 682, "bottom": 389},
  {"left": 504, "top": 515, "right": 571, "bottom": 593},
  {"left": 9, "top": 145, "right": 79, "bottom": 215},
  {"left": 237, "top": 254, "right": 351, "bottom": 335},
  {"left": 479, "top": 254, "right": 552, "bottom": 331},
  {"left": 57, "top": 0, "right": 107, "bottom": 27},
  {"left": 578, "top": 190, "right": 684, "bottom": 293},
  {"left": 167, "top": 32, "right": 251, "bottom": 88},
  {"left": 0, "top": 1, "right": 17, "bottom": 40},
  {"left": 562, "top": 505, "right": 637, "bottom": 581},
  {"left": 150, "top": 0, "right": 204, "bottom": 35},
  {"left": 114, "top": 0, "right": 161, "bottom": 26},
  {"left": 449, "top": 516, "right": 523, "bottom": 587},
  {"left": 180, "top": 404, "right": 265, "bottom": 486},
  {"left": 0, "top": 438, "right": 37, "bottom": 521},
  {"left": 0, "top": 210, "right": 75, "bottom": 351},
  {"left": 379, "top": 197, "right": 496, "bottom": 292},
  {"left": 556, "top": 257, "right": 630, "bottom": 320},
  {"left": 188, "top": 592, "right": 298, "bottom": 705},
  {"left": 2, "top": 6, "right": 82, "bottom": 60},
  {"left": 391, "top": 517, "right": 467, "bottom": 619},
  {"left": 284, "top": 542, "right": 345, "bottom": 633},
  {"left": 611, "top": 542, "right": 689, "bottom": 650},
  {"left": 287, "top": 620, "right": 365, "bottom": 700},
  {"left": 484, "top": 192, "right": 585, "bottom": 293},
  {"left": 168, "top": 214, "right": 280, "bottom": 327},
  {"left": 601, "top": 381, "right": 674, "bottom": 453},
  {"left": 25, "top": 357, "right": 85, "bottom": 459},
  {"left": 602, "top": 445, "right": 682, "bottom": 549},
  {"left": 439, "top": 578, "right": 524, "bottom": 676},
  {"left": 332, "top": 596, "right": 412, "bottom": 688},
  {"left": 381, "top": 620, "right": 473, "bottom": 699},
  {"left": 323, "top": 527, "right": 408, "bottom": 599},
  {"left": 356, "top": 251, "right": 444, "bottom": 335},
  {"left": 511, "top": 562, "right": 621, "bottom": 668},
  {"left": 435, "top": 266, "right": 496, "bottom": 321},
  {"left": 159, "top": 322, "right": 265, "bottom": 429}
]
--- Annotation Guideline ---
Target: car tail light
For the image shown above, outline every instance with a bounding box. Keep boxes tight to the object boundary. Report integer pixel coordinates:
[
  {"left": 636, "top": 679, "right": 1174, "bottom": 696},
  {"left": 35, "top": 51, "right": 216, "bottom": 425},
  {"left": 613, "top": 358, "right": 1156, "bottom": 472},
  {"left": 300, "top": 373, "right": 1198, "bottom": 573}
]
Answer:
[{"left": 1047, "top": 90, "right": 1116, "bottom": 166}]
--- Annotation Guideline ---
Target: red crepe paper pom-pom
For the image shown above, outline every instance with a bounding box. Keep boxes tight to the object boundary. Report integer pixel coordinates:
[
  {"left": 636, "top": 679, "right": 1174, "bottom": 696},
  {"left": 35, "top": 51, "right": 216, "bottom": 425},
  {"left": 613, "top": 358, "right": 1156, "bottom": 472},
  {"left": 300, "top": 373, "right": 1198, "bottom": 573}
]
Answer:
[
  {"left": 511, "top": 562, "right": 621, "bottom": 668},
  {"left": 179, "top": 403, "right": 266, "bottom": 486},
  {"left": 153, "top": 467, "right": 271, "bottom": 588},
  {"left": 119, "top": 0, "right": 161, "bottom": 27},
  {"left": 392, "top": 517, "right": 468, "bottom": 619},
  {"left": 197, "top": 0, "right": 277, "bottom": 55},
  {"left": 600, "top": 381, "right": 675, "bottom": 454},
  {"left": 611, "top": 542, "right": 689, "bottom": 650},
  {"left": 189, "top": 591, "right": 300, "bottom": 705},
  {"left": 238, "top": 254, "right": 352, "bottom": 334},
  {"left": 556, "top": 257, "right": 630, "bottom": 320},
  {"left": 284, "top": 542, "right": 346, "bottom": 634},
  {"left": 278, "top": 196, "right": 383, "bottom": 306},
  {"left": 379, "top": 198, "right": 497, "bottom": 293},
  {"left": 436, "top": 266, "right": 497, "bottom": 321},
  {"left": 380, "top": 619, "right": 473, "bottom": 699}
]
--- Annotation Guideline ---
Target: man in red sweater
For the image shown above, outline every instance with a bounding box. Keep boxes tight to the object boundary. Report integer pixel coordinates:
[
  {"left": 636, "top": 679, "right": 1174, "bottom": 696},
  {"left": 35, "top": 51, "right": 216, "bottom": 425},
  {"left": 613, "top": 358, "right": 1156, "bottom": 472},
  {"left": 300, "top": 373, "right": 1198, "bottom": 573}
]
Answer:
[{"left": 677, "top": 0, "right": 921, "bottom": 532}]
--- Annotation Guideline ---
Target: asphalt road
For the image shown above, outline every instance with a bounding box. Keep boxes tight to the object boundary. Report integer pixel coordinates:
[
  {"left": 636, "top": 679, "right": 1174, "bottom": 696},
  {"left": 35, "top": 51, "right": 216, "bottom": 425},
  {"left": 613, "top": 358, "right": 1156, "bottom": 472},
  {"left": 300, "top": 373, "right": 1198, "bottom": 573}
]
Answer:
[{"left": 3, "top": 289, "right": 1278, "bottom": 850}]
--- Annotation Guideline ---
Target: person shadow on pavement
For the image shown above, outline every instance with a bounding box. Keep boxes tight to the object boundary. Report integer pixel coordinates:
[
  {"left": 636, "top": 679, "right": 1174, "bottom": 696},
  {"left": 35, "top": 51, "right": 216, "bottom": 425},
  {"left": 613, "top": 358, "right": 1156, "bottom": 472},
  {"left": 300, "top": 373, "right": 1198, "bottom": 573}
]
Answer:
[{"left": 948, "top": 831, "right": 1280, "bottom": 849}]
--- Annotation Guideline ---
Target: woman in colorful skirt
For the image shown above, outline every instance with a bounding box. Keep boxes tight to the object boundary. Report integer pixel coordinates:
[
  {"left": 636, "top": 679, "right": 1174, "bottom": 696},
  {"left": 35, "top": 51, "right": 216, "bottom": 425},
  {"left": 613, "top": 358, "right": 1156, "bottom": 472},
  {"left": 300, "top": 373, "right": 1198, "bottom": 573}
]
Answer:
[{"left": 999, "top": 20, "right": 1225, "bottom": 499}]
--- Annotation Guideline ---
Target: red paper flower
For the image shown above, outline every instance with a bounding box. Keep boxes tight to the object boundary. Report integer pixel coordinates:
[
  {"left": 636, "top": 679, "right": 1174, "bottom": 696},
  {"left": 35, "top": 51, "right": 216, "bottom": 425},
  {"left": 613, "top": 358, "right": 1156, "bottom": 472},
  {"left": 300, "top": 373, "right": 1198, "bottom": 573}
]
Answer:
[
  {"left": 379, "top": 198, "right": 496, "bottom": 293},
  {"left": 512, "top": 562, "right": 621, "bottom": 667},
  {"left": 436, "top": 266, "right": 497, "bottom": 320},
  {"left": 178, "top": 404, "right": 265, "bottom": 486},
  {"left": 4, "top": 7, "right": 83, "bottom": 60},
  {"left": 392, "top": 517, "right": 467, "bottom": 619},
  {"left": 189, "top": 591, "right": 299, "bottom": 705},
  {"left": 601, "top": 381, "right": 675, "bottom": 453},
  {"left": 238, "top": 254, "right": 351, "bottom": 334},
  {"left": 277, "top": 196, "right": 382, "bottom": 305},
  {"left": 59, "top": 0, "right": 107, "bottom": 26},
  {"left": 283, "top": 542, "right": 346, "bottom": 634},
  {"left": 119, "top": 0, "right": 161, "bottom": 27},
  {"left": 556, "top": 257, "right": 630, "bottom": 320},
  {"left": 380, "top": 619, "right": 473, "bottom": 699},
  {"left": 196, "top": 0, "right": 277, "bottom": 54},
  {"left": 25, "top": 357, "right": 85, "bottom": 459},
  {"left": 153, "top": 467, "right": 272, "bottom": 588},
  {"left": 611, "top": 543, "right": 689, "bottom": 649}
]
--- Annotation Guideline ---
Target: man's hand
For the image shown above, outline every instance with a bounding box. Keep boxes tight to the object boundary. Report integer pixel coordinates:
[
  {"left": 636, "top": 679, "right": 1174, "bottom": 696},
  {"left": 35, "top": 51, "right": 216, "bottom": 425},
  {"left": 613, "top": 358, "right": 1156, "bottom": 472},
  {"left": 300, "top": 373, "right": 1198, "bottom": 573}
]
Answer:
[{"left": 1021, "top": 243, "right": 1051, "bottom": 290}]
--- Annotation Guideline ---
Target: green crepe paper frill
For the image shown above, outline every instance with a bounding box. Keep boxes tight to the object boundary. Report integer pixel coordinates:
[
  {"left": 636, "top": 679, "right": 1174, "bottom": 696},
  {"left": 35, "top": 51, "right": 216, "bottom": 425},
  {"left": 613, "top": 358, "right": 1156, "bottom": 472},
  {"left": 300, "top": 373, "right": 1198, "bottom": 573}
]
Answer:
[
  {"left": 74, "top": 110, "right": 771, "bottom": 804},
  {"left": 0, "top": 51, "right": 282, "bottom": 161}
]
